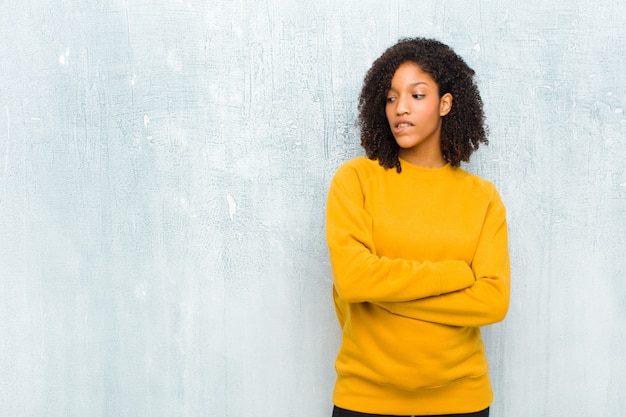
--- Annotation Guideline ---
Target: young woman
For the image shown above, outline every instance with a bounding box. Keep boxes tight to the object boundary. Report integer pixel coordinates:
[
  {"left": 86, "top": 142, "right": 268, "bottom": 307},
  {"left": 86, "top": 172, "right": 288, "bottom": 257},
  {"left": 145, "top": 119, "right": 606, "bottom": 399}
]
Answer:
[{"left": 325, "top": 38, "right": 510, "bottom": 417}]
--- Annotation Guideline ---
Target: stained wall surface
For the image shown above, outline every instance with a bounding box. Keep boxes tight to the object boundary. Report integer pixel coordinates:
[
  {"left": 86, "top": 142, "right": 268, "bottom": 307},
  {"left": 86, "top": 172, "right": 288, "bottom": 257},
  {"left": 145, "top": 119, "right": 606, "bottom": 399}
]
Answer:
[{"left": 1, "top": 1, "right": 625, "bottom": 416}]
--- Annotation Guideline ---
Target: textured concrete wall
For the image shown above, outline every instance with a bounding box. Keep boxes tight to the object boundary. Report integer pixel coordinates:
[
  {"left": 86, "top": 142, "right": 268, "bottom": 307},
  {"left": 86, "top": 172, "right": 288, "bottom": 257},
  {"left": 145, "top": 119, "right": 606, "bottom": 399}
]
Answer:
[{"left": 1, "top": 1, "right": 624, "bottom": 416}]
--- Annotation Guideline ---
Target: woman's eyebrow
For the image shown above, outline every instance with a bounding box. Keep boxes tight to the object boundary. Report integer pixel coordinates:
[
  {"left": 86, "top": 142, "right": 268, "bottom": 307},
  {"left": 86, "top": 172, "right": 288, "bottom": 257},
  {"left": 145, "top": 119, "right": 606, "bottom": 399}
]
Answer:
[
  {"left": 390, "top": 82, "right": 429, "bottom": 90},
  {"left": 388, "top": 81, "right": 428, "bottom": 90}
]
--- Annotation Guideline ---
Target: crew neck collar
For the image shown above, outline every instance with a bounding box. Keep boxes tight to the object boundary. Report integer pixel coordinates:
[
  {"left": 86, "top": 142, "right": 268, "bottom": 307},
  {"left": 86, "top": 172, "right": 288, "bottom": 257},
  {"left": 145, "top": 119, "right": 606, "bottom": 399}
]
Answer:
[{"left": 399, "top": 157, "right": 453, "bottom": 174}]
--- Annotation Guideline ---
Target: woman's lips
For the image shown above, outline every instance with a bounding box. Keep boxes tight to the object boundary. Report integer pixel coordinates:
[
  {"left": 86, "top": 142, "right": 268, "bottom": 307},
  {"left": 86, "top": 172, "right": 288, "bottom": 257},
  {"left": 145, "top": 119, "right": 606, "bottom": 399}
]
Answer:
[{"left": 393, "top": 121, "right": 413, "bottom": 134}]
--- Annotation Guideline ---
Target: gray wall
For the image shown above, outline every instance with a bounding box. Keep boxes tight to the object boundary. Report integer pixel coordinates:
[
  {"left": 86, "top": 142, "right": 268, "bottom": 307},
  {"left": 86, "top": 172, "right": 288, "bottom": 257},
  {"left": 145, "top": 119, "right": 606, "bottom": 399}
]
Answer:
[{"left": 1, "top": 1, "right": 625, "bottom": 416}]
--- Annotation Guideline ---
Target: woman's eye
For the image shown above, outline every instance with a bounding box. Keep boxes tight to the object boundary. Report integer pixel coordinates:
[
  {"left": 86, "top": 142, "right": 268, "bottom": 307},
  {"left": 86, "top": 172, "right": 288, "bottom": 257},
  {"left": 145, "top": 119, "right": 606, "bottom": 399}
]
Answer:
[
  {"left": 386, "top": 97, "right": 396, "bottom": 103},
  {"left": 413, "top": 94, "right": 425, "bottom": 99}
]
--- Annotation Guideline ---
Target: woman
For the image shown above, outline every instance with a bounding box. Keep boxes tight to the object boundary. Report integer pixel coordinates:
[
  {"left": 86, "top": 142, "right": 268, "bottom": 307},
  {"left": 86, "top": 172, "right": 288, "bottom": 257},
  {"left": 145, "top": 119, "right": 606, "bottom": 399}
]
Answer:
[{"left": 325, "top": 37, "right": 510, "bottom": 417}]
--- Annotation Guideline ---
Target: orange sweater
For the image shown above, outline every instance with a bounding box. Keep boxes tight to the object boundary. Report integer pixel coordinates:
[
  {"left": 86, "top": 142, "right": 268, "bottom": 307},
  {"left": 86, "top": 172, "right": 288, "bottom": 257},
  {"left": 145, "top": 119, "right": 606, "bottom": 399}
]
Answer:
[{"left": 325, "top": 157, "right": 510, "bottom": 415}]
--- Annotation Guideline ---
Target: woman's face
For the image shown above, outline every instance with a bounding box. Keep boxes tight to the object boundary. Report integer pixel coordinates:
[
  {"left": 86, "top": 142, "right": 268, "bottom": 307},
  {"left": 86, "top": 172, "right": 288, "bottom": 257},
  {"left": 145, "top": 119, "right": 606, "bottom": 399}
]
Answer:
[{"left": 385, "top": 61, "right": 452, "bottom": 167}]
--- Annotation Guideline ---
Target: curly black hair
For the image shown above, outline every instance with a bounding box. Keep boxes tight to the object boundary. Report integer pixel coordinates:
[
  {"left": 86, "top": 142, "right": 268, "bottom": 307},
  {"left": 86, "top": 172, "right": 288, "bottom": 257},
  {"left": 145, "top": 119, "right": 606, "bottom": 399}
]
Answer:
[{"left": 358, "top": 37, "right": 488, "bottom": 172}]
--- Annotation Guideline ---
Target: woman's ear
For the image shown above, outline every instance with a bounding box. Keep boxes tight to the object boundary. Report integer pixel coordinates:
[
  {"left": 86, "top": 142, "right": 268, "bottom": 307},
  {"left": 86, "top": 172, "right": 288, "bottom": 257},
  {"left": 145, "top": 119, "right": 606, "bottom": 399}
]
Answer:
[{"left": 440, "top": 93, "right": 453, "bottom": 116}]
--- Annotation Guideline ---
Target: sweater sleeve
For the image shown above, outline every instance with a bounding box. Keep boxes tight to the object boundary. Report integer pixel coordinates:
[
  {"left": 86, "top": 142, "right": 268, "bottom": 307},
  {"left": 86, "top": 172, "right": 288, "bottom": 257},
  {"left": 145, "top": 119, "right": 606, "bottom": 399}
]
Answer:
[
  {"left": 375, "top": 188, "right": 510, "bottom": 326},
  {"left": 326, "top": 162, "right": 475, "bottom": 304}
]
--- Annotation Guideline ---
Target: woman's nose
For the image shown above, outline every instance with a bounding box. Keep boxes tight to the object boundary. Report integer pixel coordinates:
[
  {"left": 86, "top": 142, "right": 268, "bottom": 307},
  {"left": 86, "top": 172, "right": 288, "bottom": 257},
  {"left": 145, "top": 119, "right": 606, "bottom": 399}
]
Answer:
[{"left": 396, "top": 95, "right": 409, "bottom": 115}]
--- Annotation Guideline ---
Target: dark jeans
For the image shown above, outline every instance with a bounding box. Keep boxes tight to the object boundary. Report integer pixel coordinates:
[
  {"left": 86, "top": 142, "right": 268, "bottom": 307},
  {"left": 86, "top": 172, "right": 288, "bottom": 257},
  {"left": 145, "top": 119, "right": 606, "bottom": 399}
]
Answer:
[{"left": 332, "top": 406, "right": 489, "bottom": 417}]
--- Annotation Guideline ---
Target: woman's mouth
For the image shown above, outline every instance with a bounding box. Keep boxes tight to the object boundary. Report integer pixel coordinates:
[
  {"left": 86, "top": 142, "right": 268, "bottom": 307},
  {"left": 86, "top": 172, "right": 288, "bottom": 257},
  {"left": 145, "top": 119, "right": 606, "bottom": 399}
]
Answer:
[{"left": 393, "top": 121, "right": 413, "bottom": 133}]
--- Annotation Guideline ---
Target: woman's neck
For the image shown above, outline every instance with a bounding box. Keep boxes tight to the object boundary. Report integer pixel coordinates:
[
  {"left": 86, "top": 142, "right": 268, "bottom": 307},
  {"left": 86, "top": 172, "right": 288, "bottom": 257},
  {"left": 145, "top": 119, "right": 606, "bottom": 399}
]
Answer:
[{"left": 398, "top": 149, "right": 446, "bottom": 169}]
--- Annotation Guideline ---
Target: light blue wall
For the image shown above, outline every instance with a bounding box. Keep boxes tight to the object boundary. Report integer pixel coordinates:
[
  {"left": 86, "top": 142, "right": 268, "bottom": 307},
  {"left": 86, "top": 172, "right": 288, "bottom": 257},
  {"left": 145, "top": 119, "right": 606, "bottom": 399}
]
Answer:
[{"left": 1, "top": 1, "right": 624, "bottom": 416}]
